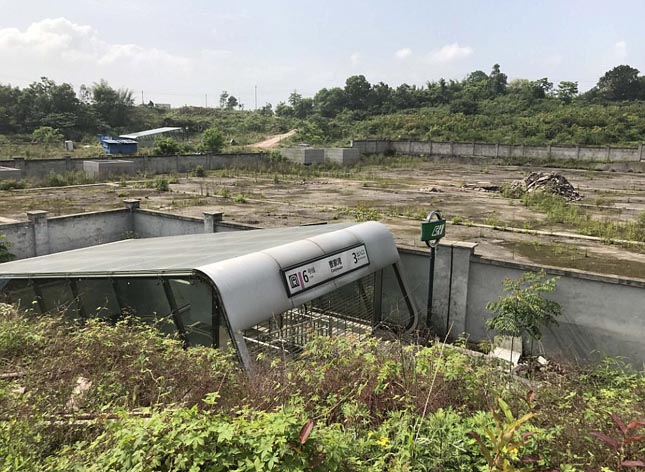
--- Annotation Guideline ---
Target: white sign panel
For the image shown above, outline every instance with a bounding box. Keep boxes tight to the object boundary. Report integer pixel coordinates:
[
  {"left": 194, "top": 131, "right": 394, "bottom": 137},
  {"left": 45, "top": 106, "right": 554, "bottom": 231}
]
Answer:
[{"left": 282, "top": 244, "right": 370, "bottom": 297}]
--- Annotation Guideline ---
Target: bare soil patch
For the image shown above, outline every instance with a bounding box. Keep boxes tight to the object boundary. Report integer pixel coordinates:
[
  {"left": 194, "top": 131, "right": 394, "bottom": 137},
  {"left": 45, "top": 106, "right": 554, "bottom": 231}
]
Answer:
[{"left": 2, "top": 158, "right": 644, "bottom": 279}]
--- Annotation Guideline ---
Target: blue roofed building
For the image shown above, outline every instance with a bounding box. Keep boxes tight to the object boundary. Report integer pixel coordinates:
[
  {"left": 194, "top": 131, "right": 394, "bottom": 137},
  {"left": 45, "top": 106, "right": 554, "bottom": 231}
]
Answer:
[{"left": 98, "top": 135, "right": 138, "bottom": 155}]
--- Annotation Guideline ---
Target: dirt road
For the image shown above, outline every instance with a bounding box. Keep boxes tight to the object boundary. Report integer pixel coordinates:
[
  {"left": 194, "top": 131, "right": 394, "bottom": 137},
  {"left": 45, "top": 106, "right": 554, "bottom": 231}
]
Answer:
[{"left": 248, "top": 130, "right": 297, "bottom": 149}]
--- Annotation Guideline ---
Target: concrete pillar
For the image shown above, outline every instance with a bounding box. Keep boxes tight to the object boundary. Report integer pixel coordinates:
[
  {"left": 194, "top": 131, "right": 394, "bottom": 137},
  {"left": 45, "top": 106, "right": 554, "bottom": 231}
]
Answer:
[
  {"left": 547, "top": 144, "right": 552, "bottom": 159},
  {"left": 123, "top": 199, "right": 140, "bottom": 235},
  {"left": 429, "top": 140, "right": 433, "bottom": 155},
  {"left": 472, "top": 141, "right": 476, "bottom": 156},
  {"left": 495, "top": 143, "right": 499, "bottom": 158},
  {"left": 203, "top": 211, "right": 223, "bottom": 233},
  {"left": 521, "top": 144, "right": 526, "bottom": 158},
  {"left": 576, "top": 145, "right": 581, "bottom": 160},
  {"left": 65, "top": 156, "right": 73, "bottom": 171},
  {"left": 447, "top": 242, "right": 477, "bottom": 338},
  {"left": 607, "top": 146, "right": 611, "bottom": 161},
  {"left": 640, "top": 143, "right": 644, "bottom": 161},
  {"left": 27, "top": 210, "right": 50, "bottom": 256},
  {"left": 418, "top": 241, "right": 477, "bottom": 337},
  {"left": 123, "top": 199, "right": 141, "bottom": 211},
  {"left": 450, "top": 141, "right": 455, "bottom": 156}
]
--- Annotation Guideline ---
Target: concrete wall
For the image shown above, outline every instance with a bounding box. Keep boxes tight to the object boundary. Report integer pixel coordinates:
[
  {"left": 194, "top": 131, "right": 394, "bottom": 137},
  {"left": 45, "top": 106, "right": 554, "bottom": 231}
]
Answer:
[
  {"left": 0, "top": 153, "right": 267, "bottom": 180},
  {"left": 47, "top": 210, "right": 131, "bottom": 254},
  {"left": 399, "top": 246, "right": 645, "bottom": 364},
  {"left": 353, "top": 139, "right": 645, "bottom": 164},
  {"left": 2, "top": 200, "right": 643, "bottom": 364},
  {"left": 133, "top": 210, "right": 205, "bottom": 238},
  {"left": 0, "top": 201, "right": 254, "bottom": 260},
  {"left": 0, "top": 166, "right": 21, "bottom": 179}
]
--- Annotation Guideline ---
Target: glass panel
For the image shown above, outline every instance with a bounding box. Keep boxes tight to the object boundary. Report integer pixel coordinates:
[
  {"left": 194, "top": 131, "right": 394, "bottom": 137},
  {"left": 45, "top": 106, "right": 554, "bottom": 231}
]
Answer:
[
  {"left": 168, "top": 278, "right": 214, "bottom": 347},
  {"left": 0, "top": 279, "right": 40, "bottom": 313},
  {"left": 113, "top": 278, "right": 177, "bottom": 336},
  {"left": 76, "top": 278, "right": 120, "bottom": 320},
  {"left": 381, "top": 265, "right": 413, "bottom": 327},
  {"left": 36, "top": 279, "right": 78, "bottom": 317}
]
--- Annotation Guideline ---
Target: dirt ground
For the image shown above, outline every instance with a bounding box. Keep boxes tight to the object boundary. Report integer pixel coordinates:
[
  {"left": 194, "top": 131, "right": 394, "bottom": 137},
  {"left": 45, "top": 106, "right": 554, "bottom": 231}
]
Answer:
[{"left": 1, "top": 158, "right": 644, "bottom": 279}]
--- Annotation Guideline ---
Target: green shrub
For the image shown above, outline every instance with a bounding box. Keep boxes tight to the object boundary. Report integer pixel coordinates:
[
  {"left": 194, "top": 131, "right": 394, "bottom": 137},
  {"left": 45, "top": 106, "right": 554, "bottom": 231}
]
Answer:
[
  {"left": 152, "top": 137, "right": 181, "bottom": 155},
  {"left": 155, "top": 177, "right": 170, "bottom": 192},
  {"left": 0, "top": 179, "right": 27, "bottom": 191},
  {"left": 200, "top": 127, "right": 225, "bottom": 153},
  {"left": 192, "top": 165, "right": 206, "bottom": 177}
]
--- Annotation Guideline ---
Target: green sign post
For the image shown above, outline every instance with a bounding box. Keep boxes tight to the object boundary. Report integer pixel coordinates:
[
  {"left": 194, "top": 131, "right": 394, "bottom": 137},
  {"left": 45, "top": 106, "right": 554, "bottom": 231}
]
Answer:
[{"left": 420, "top": 211, "right": 446, "bottom": 328}]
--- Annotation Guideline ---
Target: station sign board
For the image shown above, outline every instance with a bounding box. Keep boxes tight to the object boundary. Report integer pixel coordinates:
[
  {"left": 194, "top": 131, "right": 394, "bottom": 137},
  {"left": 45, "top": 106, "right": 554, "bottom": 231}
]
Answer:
[{"left": 282, "top": 244, "right": 370, "bottom": 297}]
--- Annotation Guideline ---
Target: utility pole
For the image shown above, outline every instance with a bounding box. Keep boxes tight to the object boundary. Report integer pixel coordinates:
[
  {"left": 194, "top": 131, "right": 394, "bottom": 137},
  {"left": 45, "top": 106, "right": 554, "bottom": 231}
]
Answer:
[
  {"left": 254, "top": 85, "right": 257, "bottom": 110},
  {"left": 141, "top": 90, "right": 144, "bottom": 105},
  {"left": 205, "top": 93, "right": 208, "bottom": 108}
]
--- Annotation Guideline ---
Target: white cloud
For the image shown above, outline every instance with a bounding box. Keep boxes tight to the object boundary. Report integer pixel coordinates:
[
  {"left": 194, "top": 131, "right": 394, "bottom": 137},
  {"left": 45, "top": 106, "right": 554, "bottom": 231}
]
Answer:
[
  {"left": 614, "top": 40, "right": 627, "bottom": 61},
  {"left": 350, "top": 52, "right": 360, "bottom": 66},
  {"left": 428, "top": 42, "right": 473, "bottom": 63},
  {"left": 394, "top": 48, "right": 412, "bottom": 60},
  {"left": 0, "top": 17, "right": 193, "bottom": 72}
]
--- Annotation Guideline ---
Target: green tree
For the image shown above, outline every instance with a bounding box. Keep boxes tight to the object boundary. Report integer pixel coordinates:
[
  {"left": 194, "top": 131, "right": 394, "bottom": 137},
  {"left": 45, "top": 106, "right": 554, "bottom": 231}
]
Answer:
[
  {"left": 152, "top": 137, "right": 181, "bottom": 155},
  {"left": 557, "top": 81, "right": 578, "bottom": 104},
  {"left": 488, "top": 64, "right": 508, "bottom": 97},
  {"left": 201, "top": 127, "right": 224, "bottom": 153},
  {"left": 596, "top": 65, "right": 641, "bottom": 101},
  {"left": 86, "top": 79, "right": 134, "bottom": 130},
  {"left": 344, "top": 75, "right": 372, "bottom": 111},
  {"left": 313, "top": 87, "right": 346, "bottom": 117},
  {"left": 219, "top": 91, "right": 229, "bottom": 109},
  {"left": 226, "top": 95, "right": 239, "bottom": 110},
  {"left": 31, "top": 126, "right": 64, "bottom": 144},
  {"left": 485, "top": 270, "right": 561, "bottom": 354}
]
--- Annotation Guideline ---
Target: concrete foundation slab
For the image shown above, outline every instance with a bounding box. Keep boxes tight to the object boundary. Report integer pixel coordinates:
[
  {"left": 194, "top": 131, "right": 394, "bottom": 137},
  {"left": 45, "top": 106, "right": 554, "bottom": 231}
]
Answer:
[
  {"left": 280, "top": 148, "right": 324, "bottom": 165},
  {"left": 324, "top": 148, "right": 360, "bottom": 165},
  {"left": 83, "top": 160, "right": 135, "bottom": 177}
]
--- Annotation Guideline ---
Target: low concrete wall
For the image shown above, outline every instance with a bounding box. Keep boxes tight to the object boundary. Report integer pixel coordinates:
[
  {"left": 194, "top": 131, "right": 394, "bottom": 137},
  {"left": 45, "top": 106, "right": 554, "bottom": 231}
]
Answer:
[
  {"left": 0, "top": 201, "right": 255, "bottom": 260},
  {"left": 398, "top": 246, "right": 645, "bottom": 364},
  {"left": 353, "top": 139, "right": 645, "bottom": 165},
  {"left": 47, "top": 210, "right": 131, "bottom": 254},
  {"left": 134, "top": 210, "right": 205, "bottom": 238},
  {"left": 0, "top": 166, "right": 21, "bottom": 180},
  {"left": 0, "top": 153, "right": 267, "bottom": 180}
]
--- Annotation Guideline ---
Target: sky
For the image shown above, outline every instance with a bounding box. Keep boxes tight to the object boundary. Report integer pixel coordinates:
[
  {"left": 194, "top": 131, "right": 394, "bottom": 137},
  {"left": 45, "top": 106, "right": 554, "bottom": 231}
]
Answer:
[{"left": 0, "top": 0, "right": 643, "bottom": 108}]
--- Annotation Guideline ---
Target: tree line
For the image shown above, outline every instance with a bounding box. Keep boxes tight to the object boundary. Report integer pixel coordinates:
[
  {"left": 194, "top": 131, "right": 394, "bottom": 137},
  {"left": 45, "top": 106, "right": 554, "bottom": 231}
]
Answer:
[{"left": 0, "top": 64, "right": 644, "bottom": 146}]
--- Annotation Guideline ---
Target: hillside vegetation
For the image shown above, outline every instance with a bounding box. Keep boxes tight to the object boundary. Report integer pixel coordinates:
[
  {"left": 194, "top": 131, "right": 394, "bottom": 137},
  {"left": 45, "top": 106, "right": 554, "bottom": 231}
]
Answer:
[
  {"left": 1, "top": 304, "right": 644, "bottom": 471},
  {"left": 1, "top": 64, "right": 645, "bottom": 159}
]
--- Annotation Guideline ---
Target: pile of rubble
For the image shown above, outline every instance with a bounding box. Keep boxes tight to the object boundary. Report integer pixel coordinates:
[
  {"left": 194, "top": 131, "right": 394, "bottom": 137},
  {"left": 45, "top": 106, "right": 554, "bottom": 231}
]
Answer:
[{"left": 512, "top": 171, "right": 583, "bottom": 201}]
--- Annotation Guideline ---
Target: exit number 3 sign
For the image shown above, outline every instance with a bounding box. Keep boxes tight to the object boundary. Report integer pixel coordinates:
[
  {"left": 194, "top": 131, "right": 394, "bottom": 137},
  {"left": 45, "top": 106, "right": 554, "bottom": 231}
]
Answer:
[{"left": 282, "top": 244, "right": 370, "bottom": 297}]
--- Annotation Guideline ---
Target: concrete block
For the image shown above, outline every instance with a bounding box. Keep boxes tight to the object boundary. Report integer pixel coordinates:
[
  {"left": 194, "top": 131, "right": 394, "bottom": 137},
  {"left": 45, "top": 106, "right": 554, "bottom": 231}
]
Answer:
[
  {"left": 83, "top": 160, "right": 135, "bottom": 177},
  {"left": 280, "top": 148, "right": 325, "bottom": 165},
  {"left": 324, "top": 148, "right": 360, "bottom": 165},
  {"left": 0, "top": 166, "right": 21, "bottom": 180}
]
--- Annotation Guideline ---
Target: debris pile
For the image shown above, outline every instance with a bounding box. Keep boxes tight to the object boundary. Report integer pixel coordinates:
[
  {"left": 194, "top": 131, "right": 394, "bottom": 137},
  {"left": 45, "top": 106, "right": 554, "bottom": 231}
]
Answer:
[{"left": 514, "top": 172, "right": 583, "bottom": 201}]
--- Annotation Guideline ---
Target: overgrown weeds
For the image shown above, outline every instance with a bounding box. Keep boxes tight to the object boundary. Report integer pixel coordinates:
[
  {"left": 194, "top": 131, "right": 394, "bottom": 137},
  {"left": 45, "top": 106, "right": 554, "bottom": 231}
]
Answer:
[
  {"left": 0, "top": 305, "right": 644, "bottom": 470},
  {"left": 509, "top": 190, "right": 645, "bottom": 242}
]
